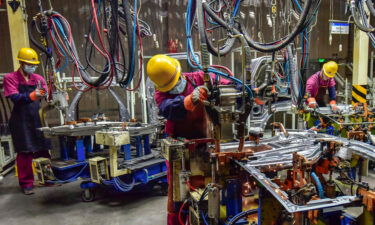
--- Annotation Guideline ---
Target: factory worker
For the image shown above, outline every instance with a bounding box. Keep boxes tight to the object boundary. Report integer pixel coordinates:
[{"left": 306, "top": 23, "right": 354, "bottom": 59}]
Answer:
[
  {"left": 305, "top": 61, "right": 338, "bottom": 111},
  {"left": 146, "top": 54, "right": 230, "bottom": 225},
  {"left": 3, "top": 48, "right": 51, "bottom": 195}
]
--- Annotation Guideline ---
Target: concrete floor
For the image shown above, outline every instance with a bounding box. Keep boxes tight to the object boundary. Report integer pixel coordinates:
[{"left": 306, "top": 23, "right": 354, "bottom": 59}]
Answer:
[{"left": 0, "top": 174, "right": 167, "bottom": 225}]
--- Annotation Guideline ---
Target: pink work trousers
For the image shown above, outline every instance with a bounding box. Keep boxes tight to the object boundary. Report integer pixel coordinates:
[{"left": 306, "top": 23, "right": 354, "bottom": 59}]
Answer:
[{"left": 16, "top": 151, "right": 50, "bottom": 188}]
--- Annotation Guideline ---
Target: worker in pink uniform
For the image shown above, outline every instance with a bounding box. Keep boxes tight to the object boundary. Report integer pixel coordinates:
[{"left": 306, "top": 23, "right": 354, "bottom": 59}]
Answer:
[
  {"left": 3, "top": 48, "right": 51, "bottom": 195},
  {"left": 305, "top": 61, "right": 338, "bottom": 111},
  {"left": 146, "top": 54, "right": 230, "bottom": 225}
]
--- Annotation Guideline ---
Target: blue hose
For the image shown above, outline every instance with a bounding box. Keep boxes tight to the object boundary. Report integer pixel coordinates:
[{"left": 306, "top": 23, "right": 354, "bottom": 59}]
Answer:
[
  {"left": 50, "top": 28, "right": 69, "bottom": 72},
  {"left": 232, "top": 0, "right": 241, "bottom": 18},
  {"left": 293, "top": 0, "right": 303, "bottom": 12},
  {"left": 185, "top": 0, "right": 253, "bottom": 98},
  {"left": 50, "top": 163, "right": 89, "bottom": 184},
  {"left": 103, "top": 177, "right": 135, "bottom": 192},
  {"left": 227, "top": 209, "right": 258, "bottom": 225},
  {"left": 200, "top": 211, "right": 209, "bottom": 225},
  {"left": 311, "top": 172, "right": 325, "bottom": 199}
]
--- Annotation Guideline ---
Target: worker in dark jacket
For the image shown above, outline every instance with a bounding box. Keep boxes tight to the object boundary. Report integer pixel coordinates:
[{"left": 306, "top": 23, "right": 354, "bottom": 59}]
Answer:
[
  {"left": 3, "top": 48, "right": 51, "bottom": 195},
  {"left": 305, "top": 61, "right": 338, "bottom": 111},
  {"left": 147, "top": 54, "right": 229, "bottom": 225}
]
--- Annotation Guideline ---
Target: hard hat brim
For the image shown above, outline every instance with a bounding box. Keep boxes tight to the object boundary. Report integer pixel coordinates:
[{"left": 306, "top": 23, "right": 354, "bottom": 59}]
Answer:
[
  {"left": 156, "top": 58, "right": 181, "bottom": 92},
  {"left": 17, "top": 57, "right": 40, "bottom": 65}
]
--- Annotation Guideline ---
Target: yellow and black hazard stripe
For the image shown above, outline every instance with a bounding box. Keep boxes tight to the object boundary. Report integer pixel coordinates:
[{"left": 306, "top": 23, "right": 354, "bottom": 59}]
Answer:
[{"left": 352, "top": 85, "right": 367, "bottom": 104}]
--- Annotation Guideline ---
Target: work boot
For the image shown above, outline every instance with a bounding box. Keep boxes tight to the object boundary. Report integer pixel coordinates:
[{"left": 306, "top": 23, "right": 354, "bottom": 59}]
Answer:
[{"left": 22, "top": 187, "right": 35, "bottom": 195}]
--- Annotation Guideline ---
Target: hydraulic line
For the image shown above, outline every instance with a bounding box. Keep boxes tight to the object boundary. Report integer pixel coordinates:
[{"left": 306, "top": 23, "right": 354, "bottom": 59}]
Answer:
[
  {"left": 287, "top": 45, "right": 300, "bottom": 105},
  {"left": 118, "top": 0, "right": 135, "bottom": 85},
  {"left": 186, "top": 0, "right": 253, "bottom": 97},
  {"left": 358, "top": 0, "right": 375, "bottom": 47},
  {"left": 45, "top": 12, "right": 111, "bottom": 87},
  {"left": 201, "top": 0, "right": 240, "bottom": 56},
  {"left": 30, "top": 0, "right": 135, "bottom": 89},
  {"left": 196, "top": 0, "right": 213, "bottom": 89},
  {"left": 51, "top": 163, "right": 88, "bottom": 183},
  {"left": 365, "top": 0, "right": 375, "bottom": 17},
  {"left": 119, "top": 0, "right": 137, "bottom": 88},
  {"left": 350, "top": 0, "right": 375, "bottom": 33},
  {"left": 202, "top": 0, "right": 316, "bottom": 52},
  {"left": 227, "top": 209, "right": 258, "bottom": 225}
]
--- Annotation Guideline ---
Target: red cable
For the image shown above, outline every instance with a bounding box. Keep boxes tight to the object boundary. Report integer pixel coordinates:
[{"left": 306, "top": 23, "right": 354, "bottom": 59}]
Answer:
[
  {"left": 187, "top": 180, "right": 197, "bottom": 191},
  {"left": 210, "top": 65, "right": 234, "bottom": 76},
  {"left": 90, "top": 0, "right": 110, "bottom": 57},
  {"left": 178, "top": 200, "right": 188, "bottom": 225},
  {"left": 52, "top": 13, "right": 113, "bottom": 90}
]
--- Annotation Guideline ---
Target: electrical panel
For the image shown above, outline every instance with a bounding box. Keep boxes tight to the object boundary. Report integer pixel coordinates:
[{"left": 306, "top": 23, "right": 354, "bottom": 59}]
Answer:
[
  {"left": 33, "top": 158, "right": 55, "bottom": 184},
  {"left": 89, "top": 157, "right": 109, "bottom": 183}
]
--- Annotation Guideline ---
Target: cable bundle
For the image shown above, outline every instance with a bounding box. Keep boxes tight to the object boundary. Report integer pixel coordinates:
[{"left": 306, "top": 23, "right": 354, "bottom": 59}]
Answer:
[
  {"left": 186, "top": 0, "right": 253, "bottom": 98},
  {"left": 29, "top": 0, "right": 152, "bottom": 91},
  {"left": 102, "top": 177, "right": 135, "bottom": 192},
  {"left": 351, "top": 0, "right": 375, "bottom": 47},
  {"left": 198, "top": 0, "right": 321, "bottom": 53}
]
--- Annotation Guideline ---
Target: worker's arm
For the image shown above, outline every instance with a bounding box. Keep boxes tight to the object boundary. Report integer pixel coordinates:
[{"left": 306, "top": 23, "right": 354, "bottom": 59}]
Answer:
[
  {"left": 328, "top": 78, "right": 337, "bottom": 100},
  {"left": 3, "top": 75, "right": 31, "bottom": 103},
  {"left": 328, "top": 86, "right": 336, "bottom": 100},
  {"left": 158, "top": 96, "right": 187, "bottom": 121},
  {"left": 7, "top": 93, "right": 33, "bottom": 103},
  {"left": 305, "top": 80, "right": 315, "bottom": 98},
  {"left": 305, "top": 76, "right": 319, "bottom": 108}
]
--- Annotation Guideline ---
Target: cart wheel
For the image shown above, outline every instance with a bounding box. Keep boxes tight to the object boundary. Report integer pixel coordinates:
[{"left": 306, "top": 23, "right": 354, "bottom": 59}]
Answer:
[
  {"left": 160, "top": 183, "right": 168, "bottom": 196},
  {"left": 81, "top": 188, "right": 95, "bottom": 202}
]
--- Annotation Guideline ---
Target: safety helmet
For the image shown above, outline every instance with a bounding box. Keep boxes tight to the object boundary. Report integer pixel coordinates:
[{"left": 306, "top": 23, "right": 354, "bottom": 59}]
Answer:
[
  {"left": 16, "top": 47, "right": 40, "bottom": 65},
  {"left": 146, "top": 54, "right": 181, "bottom": 92},
  {"left": 322, "top": 61, "right": 338, "bottom": 78}
]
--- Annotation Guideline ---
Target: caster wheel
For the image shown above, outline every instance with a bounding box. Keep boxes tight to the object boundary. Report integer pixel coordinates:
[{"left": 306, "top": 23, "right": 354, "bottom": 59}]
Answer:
[{"left": 81, "top": 188, "right": 95, "bottom": 202}]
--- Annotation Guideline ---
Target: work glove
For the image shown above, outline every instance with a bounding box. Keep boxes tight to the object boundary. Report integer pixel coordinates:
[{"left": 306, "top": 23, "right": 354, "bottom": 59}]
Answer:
[
  {"left": 329, "top": 100, "right": 338, "bottom": 112},
  {"left": 307, "top": 97, "right": 317, "bottom": 109},
  {"left": 29, "top": 88, "right": 46, "bottom": 101},
  {"left": 184, "top": 86, "right": 209, "bottom": 111}
]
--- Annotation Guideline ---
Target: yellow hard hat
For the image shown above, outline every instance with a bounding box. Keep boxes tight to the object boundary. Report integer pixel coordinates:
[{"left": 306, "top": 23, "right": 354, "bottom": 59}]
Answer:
[
  {"left": 16, "top": 47, "right": 40, "bottom": 65},
  {"left": 146, "top": 54, "right": 181, "bottom": 92},
  {"left": 323, "top": 61, "right": 338, "bottom": 78}
]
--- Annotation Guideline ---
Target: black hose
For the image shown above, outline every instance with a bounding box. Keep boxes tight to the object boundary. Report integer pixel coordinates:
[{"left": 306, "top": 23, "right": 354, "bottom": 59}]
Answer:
[
  {"left": 365, "top": 0, "right": 375, "bottom": 17},
  {"left": 118, "top": 0, "right": 135, "bottom": 86},
  {"left": 196, "top": 0, "right": 211, "bottom": 91},
  {"left": 109, "top": 0, "right": 120, "bottom": 80},
  {"left": 202, "top": 0, "right": 314, "bottom": 52},
  {"left": 29, "top": 19, "right": 52, "bottom": 57},
  {"left": 287, "top": 45, "right": 300, "bottom": 105},
  {"left": 205, "top": 28, "right": 237, "bottom": 56},
  {"left": 52, "top": 12, "right": 110, "bottom": 87},
  {"left": 350, "top": 0, "right": 375, "bottom": 33},
  {"left": 227, "top": 209, "right": 258, "bottom": 225},
  {"left": 201, "top": 6, "right": 237, "bottom": 56}
]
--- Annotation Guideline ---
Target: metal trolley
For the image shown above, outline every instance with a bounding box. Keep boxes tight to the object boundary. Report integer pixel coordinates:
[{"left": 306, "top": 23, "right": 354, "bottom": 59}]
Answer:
[{"left": 36, "top": 122, "right": 167, "bottom": 202}]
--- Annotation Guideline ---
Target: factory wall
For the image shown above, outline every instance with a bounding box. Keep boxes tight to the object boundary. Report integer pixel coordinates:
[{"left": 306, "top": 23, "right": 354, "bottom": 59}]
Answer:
[{"left": 0, "top": 0, "right": 363, "bottom": 125}]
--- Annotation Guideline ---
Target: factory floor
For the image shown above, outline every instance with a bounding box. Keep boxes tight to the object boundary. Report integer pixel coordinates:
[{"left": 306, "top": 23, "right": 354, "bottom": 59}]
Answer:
[{"left": 0, "top": 173, "right": 167, "bottom": 225}]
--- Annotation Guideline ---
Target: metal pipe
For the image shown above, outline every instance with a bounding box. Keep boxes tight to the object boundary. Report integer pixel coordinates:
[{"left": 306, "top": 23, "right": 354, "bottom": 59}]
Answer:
[
  {"left": 108, "top": 88, "right": 130, "bottom": 122},
  {"left": 66, "top": 89, "right": 85, "bottom": 122}
]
